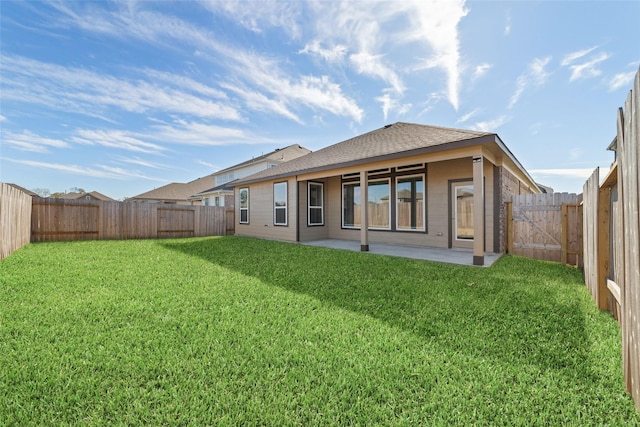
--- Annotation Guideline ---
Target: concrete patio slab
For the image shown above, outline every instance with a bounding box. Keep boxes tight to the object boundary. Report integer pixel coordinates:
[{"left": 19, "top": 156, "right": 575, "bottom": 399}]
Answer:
[{"left": 300, "top": 239, "right": 501, "bottom": 267}]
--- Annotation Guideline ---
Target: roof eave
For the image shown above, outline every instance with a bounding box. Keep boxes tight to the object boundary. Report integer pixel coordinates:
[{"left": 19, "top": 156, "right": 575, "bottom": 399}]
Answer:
[{"left": 232, "top": 134, "right": 498, "bottom": 187}]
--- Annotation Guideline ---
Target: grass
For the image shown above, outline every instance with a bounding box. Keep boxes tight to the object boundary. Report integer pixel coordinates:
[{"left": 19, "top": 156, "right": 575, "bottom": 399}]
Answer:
[{"left": 1, "top": 236, "right": 638, "bottom": 426}]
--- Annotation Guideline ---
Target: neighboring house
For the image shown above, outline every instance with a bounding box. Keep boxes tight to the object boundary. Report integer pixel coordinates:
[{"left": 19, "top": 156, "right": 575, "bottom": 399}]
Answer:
[
  {"left": 128, "top": 144, "right": 310, "bottom": 206},
  {"left": 189, "top": 144, "right": 312, "bottom": 207},
  {"left": 231, "top": 122, "right": 541, "bottom": 266},
  {"left": 60, "top": 191, "right": 116, "bottom": 202}
]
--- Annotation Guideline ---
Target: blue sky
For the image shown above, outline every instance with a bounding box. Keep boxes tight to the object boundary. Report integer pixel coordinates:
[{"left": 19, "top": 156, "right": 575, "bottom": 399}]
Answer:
[{"left": 1, "top": 1, "right": 638, "bottom": 200}]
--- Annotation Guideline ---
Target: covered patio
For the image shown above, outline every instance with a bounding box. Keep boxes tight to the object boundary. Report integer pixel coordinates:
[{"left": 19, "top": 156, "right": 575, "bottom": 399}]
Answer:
[{"left": 301, "top": 239, "right": 501, "bottom": 267}]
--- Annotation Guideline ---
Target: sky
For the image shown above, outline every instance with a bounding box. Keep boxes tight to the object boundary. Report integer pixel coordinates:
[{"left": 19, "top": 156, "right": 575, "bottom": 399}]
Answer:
[{"left": 1, "top": 1, "right": 639, "bottom": 201}]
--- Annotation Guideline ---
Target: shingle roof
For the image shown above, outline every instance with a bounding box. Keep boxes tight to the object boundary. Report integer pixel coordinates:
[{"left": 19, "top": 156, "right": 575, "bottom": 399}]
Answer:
[
  {"left": 234, "top": 122, "right": 494, "bottom": 185},
  {"left": 130, "top": 176, "right": 213, "bottom": 201},
  {"left": 213, "top": 144, "right": 311, "bottom": 175}
]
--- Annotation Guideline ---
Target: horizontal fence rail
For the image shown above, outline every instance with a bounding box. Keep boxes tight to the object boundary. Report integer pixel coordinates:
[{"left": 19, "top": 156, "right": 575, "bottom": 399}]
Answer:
[{"left": 31, "top": 197, "right": 234, "bottom": 242}]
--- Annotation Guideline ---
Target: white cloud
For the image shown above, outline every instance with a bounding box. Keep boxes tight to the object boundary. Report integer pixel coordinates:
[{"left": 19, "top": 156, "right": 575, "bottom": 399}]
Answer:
[
  {"left": 504, "top": 12, "right": 511, "bottom": 36},
  {"left": 469, "top": 115, "right": 510, "bottom": 132},
  {"left": 2, "top": 130, "right": 69, "bottom": 153},
  {"left": 1, "top": 55, "right": 243, "bottom": 121},
  {"left": 561, "top": 46, "right": 598, "bottom": 67},
  {"left": 200, "top": 1, "right": 303, "bottom": 38},
  {"left": 375, "top": 92, "right": 412, "bottom": 121},
  {"left": 350, "top": 52, "right": 404, "bottom": 94},
  {"left": 472, "top": 63, "right": 492, "bottom": 81},
  {"left": 71, "top": 129, "right": 165, "bottom": 154},
  {"left": 228, "top": 50, "right": 364, "bottom": 122},
  {"left": 299, "top": 41, "right": 348, "bottom": 63},
  {"left": 456, "top": 108, "right": 482, "bottom": 124},
  {"left": 405, "top": 0, "right": 468, "bottom": 110},
  {"left": 509, "top": 57, "right": 551, "bottom": 108},
  {"left": 608, "top": 71, "right": 636, "bottom": 92},
  {"left": 4, "top": 157, "right": 164, "bottom": 181},
  {"left": 220, "top": 83, "right": 303, "bottom": 124},
  {"left": 148, "top": 120, "right": 277, "bottom": 146},
  {"left": 0, "top": 115, "right": 6, "bottom": 122},
  {"left": 566, "top": 52, "right": 609, "bottom": 82}
]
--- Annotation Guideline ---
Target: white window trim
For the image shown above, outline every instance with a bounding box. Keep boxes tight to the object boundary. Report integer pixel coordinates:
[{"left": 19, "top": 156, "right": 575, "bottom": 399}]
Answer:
[
  {"left": 308, "top": 182, "right": 324, "bottom": 226},
  {"left": 274, "top": 182, "right": 288, "bottom": 226},
  {"left": 239, "top": 188, "right": 249, "bottom": 224},
  {"left": 395, "top": 174, "right": 426, "bottom": 232}
]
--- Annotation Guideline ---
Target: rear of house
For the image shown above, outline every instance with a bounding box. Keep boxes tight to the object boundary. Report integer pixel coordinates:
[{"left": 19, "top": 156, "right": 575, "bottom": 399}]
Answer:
[{"left": 232, "top": 122, "right": 540, "bottom": 265}]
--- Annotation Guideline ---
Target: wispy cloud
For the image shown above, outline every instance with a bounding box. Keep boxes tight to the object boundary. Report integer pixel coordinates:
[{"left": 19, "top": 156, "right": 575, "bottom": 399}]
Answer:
[
  {"left": 227, "top": 50, "right": 364, "bottom": 123},
  {"left": 4, "top": 157, "right": 164, "bottom": 181},
  {"left": 1, "top": 55, "right": 242, "bottom": 121},
  {"left": 472, "top": 63, "right": 492, "bottom": 81},
  {"left": 405, "top": 0, "right": 468, "bottom": 110},
  {"left": 375, "top": 92, "right": 412, "bottom": 121},
  {"left": 350, "top": 51, "right": 404, "bottom": 94},
  {"left": 608, "top": 70, "right": 636, "bottom": 92},
  {"left": 565, "top": 52, "right": 609, "bottom": 82},
  {"left": 2, "top": 130, "right": 69, "bottom": 153},
  {"left": 469, "top": 115, "right": 510, "bottom": 132},
  {"left": 509, "top": 57, "right": 551, "bottom": 108},
  {"left": 504, "top": 12, "right": 511, "bottom": 36},
  {"left": 70, "top": 129, "right": 166, "bottom": 154},
  {"left": 148, "top": 120, "right": 278, "bottom": 146},
  {"left": 299, "top": 41, "right": 348, "bottom": 63},
  {"left": 561, "top": 46, "right": 609, "bottom": 82},
  {"left": 456, "top": 108, "right": 483, "bottom": 124}
]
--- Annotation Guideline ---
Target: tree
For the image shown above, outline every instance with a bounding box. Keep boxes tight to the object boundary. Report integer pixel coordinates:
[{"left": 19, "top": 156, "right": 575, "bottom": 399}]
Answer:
[{"left": 32, "top": 188, "right": 50, "bottom": 197}]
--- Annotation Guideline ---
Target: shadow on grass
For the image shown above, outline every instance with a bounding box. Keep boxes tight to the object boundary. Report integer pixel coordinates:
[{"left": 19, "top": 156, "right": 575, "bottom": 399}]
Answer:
[{"left": 161, "top": 236, "right": 593, "bottom": 379}]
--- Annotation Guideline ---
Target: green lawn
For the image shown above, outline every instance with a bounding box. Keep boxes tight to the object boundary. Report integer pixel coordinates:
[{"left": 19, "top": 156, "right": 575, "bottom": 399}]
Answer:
[{"left": 1, "top": 236, "right": 638, "bottom": 425}]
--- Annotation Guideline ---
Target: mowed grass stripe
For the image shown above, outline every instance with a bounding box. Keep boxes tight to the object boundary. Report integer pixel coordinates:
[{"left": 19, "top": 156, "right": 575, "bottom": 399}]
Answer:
[{"left": 1, "top": 236, "right": 638, "bottom": 425}]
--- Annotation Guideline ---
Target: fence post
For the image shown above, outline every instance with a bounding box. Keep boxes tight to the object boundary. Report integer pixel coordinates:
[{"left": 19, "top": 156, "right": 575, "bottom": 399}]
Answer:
[{"left": 561, "top": 204, "right": 568, "bottom": 264}]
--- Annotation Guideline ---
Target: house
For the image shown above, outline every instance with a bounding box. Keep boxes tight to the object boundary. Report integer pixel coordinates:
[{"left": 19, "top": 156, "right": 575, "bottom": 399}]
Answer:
[
  {"left": 231, "top": 122, "right": 541, "bottom": 266},
  {"left": 59, "top": 191, "right": 116, "bottom": 201},
  {"left": 128, "top": 144, "right": 311, "bottom": 205},
  {"left": 189, "top": 144, "right": 311, "bottom": 208}
]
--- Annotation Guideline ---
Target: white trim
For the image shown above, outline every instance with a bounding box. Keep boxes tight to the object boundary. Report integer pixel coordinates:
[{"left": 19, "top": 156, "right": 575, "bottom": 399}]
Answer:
[
  {"left": 274, "top": 182, "right": 288, "bottom": 226},
  {"left": 239, "top": 187, "right": 249, "bottom": 224}
]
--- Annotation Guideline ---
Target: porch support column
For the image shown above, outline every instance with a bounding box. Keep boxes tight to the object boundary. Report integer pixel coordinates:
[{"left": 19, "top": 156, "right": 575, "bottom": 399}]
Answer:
[
  {"left": 472, "top": 156, "right": 485, "bottom": 265},
  {"left": 360, "top": 170, "right": 369, "bottom": 251}
]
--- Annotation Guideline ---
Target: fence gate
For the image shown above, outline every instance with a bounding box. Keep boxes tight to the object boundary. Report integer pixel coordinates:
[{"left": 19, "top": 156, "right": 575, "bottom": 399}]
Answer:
[{"left": 506, "top": 193, "right": 582, "bottom": 266}]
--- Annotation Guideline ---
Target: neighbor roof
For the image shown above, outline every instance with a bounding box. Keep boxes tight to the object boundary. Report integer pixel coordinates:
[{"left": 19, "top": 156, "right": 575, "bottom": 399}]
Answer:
[
  {"left": 214, "top": 144, "right": 311, "bottom": 175},
  {"left": 233, "top": 122, "right": 496, "bottom": 185},
  {"left": 130, "top": 175, "right": 213, "bottom": 201}
]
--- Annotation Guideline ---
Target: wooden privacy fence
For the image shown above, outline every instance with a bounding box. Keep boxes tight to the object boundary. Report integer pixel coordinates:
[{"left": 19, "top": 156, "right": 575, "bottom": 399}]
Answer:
[
  {"left": 583, "top": 68, "right": 640, "bottom": 410},
  {"left": 31, "top": 197, "right": 234, "bottom": 242},
  {"left": 0, "top": 183, "right": 32, "bottom": 260},
  {"left": 505, "top": 193, "right": 582, "bottom": 266}
]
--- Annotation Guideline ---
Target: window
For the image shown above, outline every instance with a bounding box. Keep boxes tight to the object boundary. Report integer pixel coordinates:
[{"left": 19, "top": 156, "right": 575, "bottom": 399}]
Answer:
[
  {"left": 342, "top": 182, "right": 360, "bottom": 228},
  {"left": 308, "top": 182, "right": 324, "bottom": 226},
  {"left": 342, "top": 180, "right": 390, "bottom": 229},
  {"left": 367, "top": 180, "right": 390, "bottom": 229},
  {"left": 274, "top": 182, "right": 287, "bottom": 226},
  {"left": 204, "top": 197, "right": 210, "bottom": 206},
  {"left": 239, "top": 188, "right": 249, "bottom": 224},
  {"left": 396, "top": 175, "right": 425, "bottom": 231}
]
